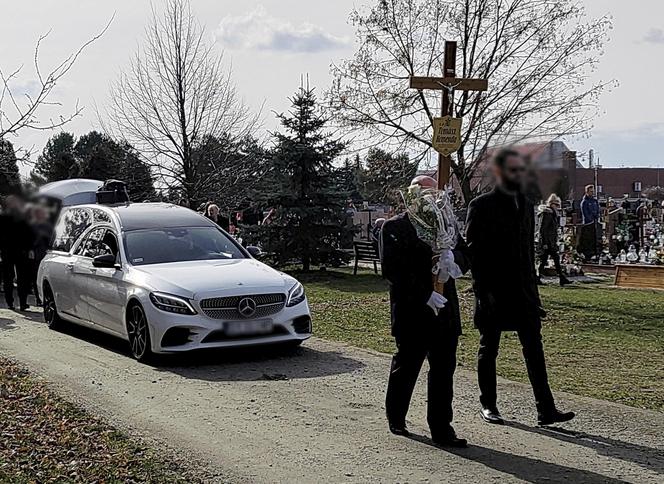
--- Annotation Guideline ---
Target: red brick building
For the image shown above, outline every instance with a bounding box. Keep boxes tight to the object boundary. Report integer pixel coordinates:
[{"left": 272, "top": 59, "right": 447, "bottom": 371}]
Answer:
[{"left": 537, "top": 150, "right": 664, "bottom": 200}]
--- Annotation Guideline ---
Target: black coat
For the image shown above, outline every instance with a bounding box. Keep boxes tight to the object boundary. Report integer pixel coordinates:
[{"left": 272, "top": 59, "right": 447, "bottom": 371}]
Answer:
[
  {"left": 380, "top": 212, "right": 470, "bottom": 338},
  {"left": 466, "top": 188, "right": 542, "bottom": 331},
  {"left": 538, "top": 207, "right": 559, "bottom": 249},
  {"left": 0, "top": 213, "right": 34, "bottom": 259}
]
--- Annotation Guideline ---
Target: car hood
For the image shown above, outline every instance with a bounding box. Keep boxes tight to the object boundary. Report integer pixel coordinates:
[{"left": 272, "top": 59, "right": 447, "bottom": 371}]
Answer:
[{"left": 131, "top": 259, "right": 295, "bottom": 299}]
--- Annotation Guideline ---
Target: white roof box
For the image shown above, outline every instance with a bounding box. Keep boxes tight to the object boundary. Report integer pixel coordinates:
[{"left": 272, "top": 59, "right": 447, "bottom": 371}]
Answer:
[{"left": 37, "top": 178, "right": 103, "bottom": 207}]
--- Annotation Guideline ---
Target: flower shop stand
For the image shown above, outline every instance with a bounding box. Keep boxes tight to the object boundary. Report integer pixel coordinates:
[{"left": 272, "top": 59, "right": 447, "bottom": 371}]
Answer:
[{"left": 615, "top": 264, "right": 664, "bottom": 290}]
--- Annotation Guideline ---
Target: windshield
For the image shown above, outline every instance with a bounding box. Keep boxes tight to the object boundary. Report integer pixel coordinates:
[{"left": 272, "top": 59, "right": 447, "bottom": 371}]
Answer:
[{"left": 124, "top": 227, "right": 246, "bottom": 266}]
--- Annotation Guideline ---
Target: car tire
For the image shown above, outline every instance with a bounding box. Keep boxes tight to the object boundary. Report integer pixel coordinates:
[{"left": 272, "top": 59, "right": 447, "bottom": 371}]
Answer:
[
  {"left": 126, "top": 302, "right": 154, "bottom": 363},
  {"left": 43, "top": 284, "right": 64, "bottom": 330}
]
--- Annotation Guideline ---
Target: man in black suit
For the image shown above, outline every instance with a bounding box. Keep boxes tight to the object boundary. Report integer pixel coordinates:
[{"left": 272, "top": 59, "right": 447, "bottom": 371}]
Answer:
[
  {"left": 380, "top": 175, "right": 470, "bottom": 447},
  {"left": 466, "top": 149, "right": 575, "bottom": 426}
]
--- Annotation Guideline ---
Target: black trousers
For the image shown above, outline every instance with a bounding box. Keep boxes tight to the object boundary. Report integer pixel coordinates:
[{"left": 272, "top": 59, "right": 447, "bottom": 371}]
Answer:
[
  {"left": 478, "top": 325, "right": 555, "bottom": 413},
  {"left": 386, "top": 328, "right": 458, "bottom": 434},
  {"left": 538, "top": 246, "right": 564, "bottom": 279},
  {"left": 2, "top": 255, "right": 31, "bottom": 307}
]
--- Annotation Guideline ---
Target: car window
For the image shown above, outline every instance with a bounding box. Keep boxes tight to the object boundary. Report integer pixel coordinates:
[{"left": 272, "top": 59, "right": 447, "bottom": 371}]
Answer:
[
  {"left": 51, "top": 208, "right": 92, "bottom": 252},
  {"left": 92, "top": 208, "right": 112, "bottom": 224},
  {"left": 125, "top": 227, "right": 246, "bottom": 266},
  {"left": 75, "top": 227, "right": 117, "bottom": 259}
]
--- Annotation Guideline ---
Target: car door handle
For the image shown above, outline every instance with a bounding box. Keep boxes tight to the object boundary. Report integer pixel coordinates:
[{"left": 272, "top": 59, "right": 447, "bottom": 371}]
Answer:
[
  {"left": 88, "top": 268, "right": 97, "bottom": 273},
  {"left": 65, "top": 263, "right": 74, "bottom": 271}
]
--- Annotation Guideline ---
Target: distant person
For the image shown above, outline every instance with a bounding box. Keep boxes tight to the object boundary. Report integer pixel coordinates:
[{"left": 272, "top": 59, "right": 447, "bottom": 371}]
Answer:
[
  {"left": 577, "top": 185, "right": 601, "bottom": 260},
  {"left": 537, "top": 195, "right": 571, "bottom": 286},
  {"left": 371, "top": 218, "right": 385, "bottom": 245},
  {"left": 205, "top": 203, "right": 229, "bottom": 231},
  {"left": 466, "top": 149, "right": 575, "bottom": 427},
  {"left": 0, "top": 195, "right": 34, "bottom": 311},
  {"left": 381, "top": 175, "right": 470, "bottom": 448},
  {"left": 580, "top": 185, "right": 600, "bottom": 225}
]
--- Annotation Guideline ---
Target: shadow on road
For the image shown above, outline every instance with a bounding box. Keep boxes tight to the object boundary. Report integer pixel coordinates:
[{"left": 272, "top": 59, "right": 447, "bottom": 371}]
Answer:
[
  {"left": 508, "top": 421, "right": 664, "bottom": 476},
  {"left": 154, "top": 344, "right": 366, "bottom": 381},
  {"left": 407, "top": 432, "right": 627, "bottom": 484},
  {"left": 51, "top": 320, "right": 365, "bottom": 380}
]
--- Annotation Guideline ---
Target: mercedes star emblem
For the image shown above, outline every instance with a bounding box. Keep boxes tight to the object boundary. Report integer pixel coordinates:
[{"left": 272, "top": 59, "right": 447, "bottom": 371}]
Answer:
[{"left": 237, "top": 297, "right": 257, "bottom": 318}]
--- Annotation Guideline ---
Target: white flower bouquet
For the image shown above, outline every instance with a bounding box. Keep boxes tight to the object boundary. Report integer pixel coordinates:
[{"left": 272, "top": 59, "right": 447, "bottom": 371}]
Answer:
[{"left": 402, "top": 185, "right": 461, "bottom": 294}]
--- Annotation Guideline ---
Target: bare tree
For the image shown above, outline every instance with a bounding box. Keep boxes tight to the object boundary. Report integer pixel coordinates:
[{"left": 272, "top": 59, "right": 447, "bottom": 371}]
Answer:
[
  {"left": 105, "top": 0, "right": 261, "bottom": 207},
  {"left": 0, "top": 20, "right": 111, "bottom": 157},
  {"left": 329, "top": 0, "right": 613, "bottom": 203}
]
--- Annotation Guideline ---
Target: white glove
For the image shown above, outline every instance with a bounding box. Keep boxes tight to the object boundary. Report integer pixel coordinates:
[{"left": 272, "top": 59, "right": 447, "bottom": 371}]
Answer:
[
  {"left": 435, "top": 249, "right": 463, "bottom": 283},
  {"left": 427, "top": 291, "right": 448, "bottom": 316}
]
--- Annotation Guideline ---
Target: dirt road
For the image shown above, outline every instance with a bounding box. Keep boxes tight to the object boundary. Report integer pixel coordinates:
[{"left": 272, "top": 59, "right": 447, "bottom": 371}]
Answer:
[{"left": 1, "top": 307, "right": 662, "bottom": 483}]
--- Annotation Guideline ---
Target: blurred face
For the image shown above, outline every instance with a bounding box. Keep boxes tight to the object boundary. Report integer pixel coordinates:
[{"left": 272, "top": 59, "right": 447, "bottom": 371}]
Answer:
[
  {"left": 33, "top": 207, "right": 48, "bottom": 223},
  {"left": 495, "top": 154, "right": 526, "bottom": 189},
  {"left": 586, "top": 187, "right": 595, "bottom": 197},
  {"left": 208, "top": 206, "right": 219, "bottom": 218},
  {"left": 4, "top": 195, "right": 23, "bottom": 213}
]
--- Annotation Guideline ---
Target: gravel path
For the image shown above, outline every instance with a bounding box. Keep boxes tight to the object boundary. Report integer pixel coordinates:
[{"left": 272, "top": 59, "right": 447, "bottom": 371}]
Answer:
[{"left": 0, "top": 307, "right": 662, "bottom": 483}]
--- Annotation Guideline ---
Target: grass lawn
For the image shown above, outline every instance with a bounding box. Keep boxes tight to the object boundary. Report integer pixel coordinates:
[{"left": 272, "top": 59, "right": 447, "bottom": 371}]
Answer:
[
  {"left": 0, "top": 358, "right": 205, "bottom": 483},
  {"left": 298, "top": 269, "right": 664, "bottom": 412}
]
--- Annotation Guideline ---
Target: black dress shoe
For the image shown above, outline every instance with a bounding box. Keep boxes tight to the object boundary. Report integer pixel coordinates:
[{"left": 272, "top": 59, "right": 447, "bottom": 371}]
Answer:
[
  {"left": 559, "top": 277, "right": 573, "bottom": 286},
  {"left": 480, "top": 407, "right": 504, "bottom": 425},
  {"left": 389, "top": 423, "right": 410, "bottom": 437},
  {"left": 538, "top": 409, "right": 576, "bottom": 426},
  {"left": 431, "top": 428, "right": 468, "bottom": 448},
  {"left": 20, "top": 304, "right": 30, "bottom": 311},
  {"left": 7, "top": 305, "right": 15, "bottom": 311}
]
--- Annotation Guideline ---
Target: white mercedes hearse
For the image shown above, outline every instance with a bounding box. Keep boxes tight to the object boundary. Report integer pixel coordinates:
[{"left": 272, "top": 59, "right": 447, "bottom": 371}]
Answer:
[{"left": 37, "top": 181, "right": 312, "bottom": 362}]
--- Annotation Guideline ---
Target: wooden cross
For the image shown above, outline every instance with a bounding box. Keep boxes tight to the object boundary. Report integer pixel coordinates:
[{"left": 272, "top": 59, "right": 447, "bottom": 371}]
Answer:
[{"left": 410, "top": 41, "right": 488, "bottom": 189}]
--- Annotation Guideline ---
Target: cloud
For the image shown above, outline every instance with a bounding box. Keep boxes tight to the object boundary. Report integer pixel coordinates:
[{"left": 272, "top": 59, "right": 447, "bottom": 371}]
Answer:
[
  {"left": 643, "top": 28, "right": 664, "bottom": 44},
  {"left": 215, "top": 6, "right": 349, "bottom": 53}
]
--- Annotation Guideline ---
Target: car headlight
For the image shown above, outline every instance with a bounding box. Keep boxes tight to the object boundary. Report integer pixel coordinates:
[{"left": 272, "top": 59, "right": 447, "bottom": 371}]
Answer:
[
  {"left": 149, "top": 292, "right": 197, "bottom": 315},
  {"left": 286, "top": 282, "right": 306, "bottom": 307}
]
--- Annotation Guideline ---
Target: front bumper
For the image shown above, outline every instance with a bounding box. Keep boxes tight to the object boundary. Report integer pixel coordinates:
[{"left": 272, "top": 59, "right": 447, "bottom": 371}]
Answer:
[{"left": 143, "top": 298, "right": 312, "bottom": 353}]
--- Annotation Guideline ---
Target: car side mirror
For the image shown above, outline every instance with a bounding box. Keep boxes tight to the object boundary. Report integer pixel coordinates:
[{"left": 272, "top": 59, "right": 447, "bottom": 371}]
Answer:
[
  {"left": 93, "top": 254, "right": 119, "bottom": 269},
  {"left": 246, "top": 246, "right": 263, "bottom": 259}
]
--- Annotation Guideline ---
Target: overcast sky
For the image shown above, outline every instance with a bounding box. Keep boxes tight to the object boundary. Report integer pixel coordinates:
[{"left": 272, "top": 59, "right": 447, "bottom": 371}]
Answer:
[{"left": 1, "top": 0, "right": 663, "bottom": 174}]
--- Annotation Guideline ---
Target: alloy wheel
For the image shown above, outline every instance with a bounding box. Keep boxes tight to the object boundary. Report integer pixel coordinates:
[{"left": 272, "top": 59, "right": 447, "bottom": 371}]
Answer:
[
  {"left": 43, "top": 288, "right": 61, "bottom": 329},
  {"left": 127, "top": 305, "right": 150, "bottom": 360}
]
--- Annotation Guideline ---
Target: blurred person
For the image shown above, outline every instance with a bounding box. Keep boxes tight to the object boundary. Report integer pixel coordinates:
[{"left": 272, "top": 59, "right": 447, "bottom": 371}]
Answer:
[
  {"left": 466, "top": 149, "right": 575, "bottom": 427},
  {"left": 537, "top": 194, "right": 571, "bottom": 286},
  {"left": 28, "top": 205, "right": 54, "bottom": 306},
  {"left": 381, "top": 175, "right": 470, "bottom": 448},
  {"left": 0, "top": 195, "right": 34, "bottom": 311}
]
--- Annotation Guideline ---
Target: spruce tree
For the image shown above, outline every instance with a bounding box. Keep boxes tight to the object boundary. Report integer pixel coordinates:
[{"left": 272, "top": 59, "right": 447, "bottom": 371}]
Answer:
[
  {"left": 75, "top": 131, "right": 122, "bottom": 181},
  {"left": 32, "top": 132, "right": 78, "bottom": 182},
  {"left": 259, "top": 87, "right": 350, "bottom": 271},
  {"left": 360, "top": 148, "right": 418, "bottom": 205},
  {"left": 0, "top": 139, "right": 21, "bottom": 195}
]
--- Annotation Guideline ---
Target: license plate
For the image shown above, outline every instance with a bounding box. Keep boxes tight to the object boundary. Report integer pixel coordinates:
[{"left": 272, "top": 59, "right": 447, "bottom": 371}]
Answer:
[{"left": 225, "top": 319, "right": 273, "bottom": 337}]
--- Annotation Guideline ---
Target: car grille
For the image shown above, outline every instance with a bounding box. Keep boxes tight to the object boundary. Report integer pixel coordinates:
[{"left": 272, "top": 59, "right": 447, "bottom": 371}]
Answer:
[{"left": 200, "top": 293, "right": 286, "bottom": 320}]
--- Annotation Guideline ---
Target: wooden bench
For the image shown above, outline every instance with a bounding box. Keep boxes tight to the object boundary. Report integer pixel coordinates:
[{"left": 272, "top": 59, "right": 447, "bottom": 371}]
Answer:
[
  {"left": 353, "top": 241, "right": 380, "bottom": 275},
  {"left": 615, "top": 264, "right": 664, "bottom": 290}
]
